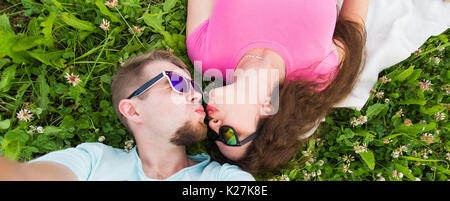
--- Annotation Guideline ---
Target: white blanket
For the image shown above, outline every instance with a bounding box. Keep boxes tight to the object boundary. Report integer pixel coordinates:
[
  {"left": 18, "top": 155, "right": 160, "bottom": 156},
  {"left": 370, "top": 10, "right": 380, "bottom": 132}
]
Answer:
[
  {"left": 335, "top": 0, "right": 450, "bottom": 110},
  {"left": 301, "top": 0, "right": 449, "bottom": 139}
]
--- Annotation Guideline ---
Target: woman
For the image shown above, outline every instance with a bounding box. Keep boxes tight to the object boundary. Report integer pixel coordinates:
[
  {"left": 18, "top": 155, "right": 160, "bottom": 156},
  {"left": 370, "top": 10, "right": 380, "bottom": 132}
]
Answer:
[{"left": 186, "top": 0, "right": 368, "bottom": 174}]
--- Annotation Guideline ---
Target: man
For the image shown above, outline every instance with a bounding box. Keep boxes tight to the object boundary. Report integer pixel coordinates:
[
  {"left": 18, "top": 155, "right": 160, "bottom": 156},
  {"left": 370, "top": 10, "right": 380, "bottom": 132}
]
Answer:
[{"left": 0, "top": 50, "right": 254, "bottom": 181}]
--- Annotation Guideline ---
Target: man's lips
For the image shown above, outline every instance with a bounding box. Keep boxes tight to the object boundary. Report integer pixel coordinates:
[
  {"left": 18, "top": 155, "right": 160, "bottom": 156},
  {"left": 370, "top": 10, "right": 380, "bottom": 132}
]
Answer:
[{"left": 195, "top": 106, "right": 206, "bottom": 115}]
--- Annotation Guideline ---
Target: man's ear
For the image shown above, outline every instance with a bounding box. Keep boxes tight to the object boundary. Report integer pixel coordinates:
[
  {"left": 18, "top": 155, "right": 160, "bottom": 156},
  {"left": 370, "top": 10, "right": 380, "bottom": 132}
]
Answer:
[{"left": 118, "top": 99, "right": 141, "bottom": 123}]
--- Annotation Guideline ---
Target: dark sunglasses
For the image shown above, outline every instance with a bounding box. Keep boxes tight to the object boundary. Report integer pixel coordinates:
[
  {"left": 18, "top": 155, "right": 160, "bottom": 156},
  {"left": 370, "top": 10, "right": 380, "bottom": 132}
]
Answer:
[
  {"left": 127, "top": 71, "right": 202, "bottom": 99},
  {"left": 214, "top": 125, "right": 258, "bottom": 146}
]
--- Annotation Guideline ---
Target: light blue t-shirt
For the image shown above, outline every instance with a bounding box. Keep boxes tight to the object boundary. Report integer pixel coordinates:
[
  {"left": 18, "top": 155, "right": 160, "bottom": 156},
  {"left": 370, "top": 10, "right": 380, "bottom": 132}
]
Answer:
[{"left": 29, "top": 142, "right": 254, "bottom": 181}]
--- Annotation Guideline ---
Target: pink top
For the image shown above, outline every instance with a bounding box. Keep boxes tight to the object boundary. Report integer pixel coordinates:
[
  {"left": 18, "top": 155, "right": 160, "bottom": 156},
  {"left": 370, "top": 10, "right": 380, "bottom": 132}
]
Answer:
[{"left": 186, "top": 0, "right": 339, "bottom": 92}]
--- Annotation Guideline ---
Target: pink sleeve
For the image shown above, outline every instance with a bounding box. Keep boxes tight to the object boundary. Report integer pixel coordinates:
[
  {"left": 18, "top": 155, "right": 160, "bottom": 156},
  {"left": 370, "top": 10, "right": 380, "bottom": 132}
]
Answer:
[{"left": 186, "top": 19, "right": 210, "bottom": 64}]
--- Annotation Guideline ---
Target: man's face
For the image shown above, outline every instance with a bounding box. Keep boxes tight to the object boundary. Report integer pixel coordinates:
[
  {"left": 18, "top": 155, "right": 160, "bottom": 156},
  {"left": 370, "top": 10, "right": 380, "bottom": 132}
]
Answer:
[{"left": 126, "top": 61, "right": 207, "bottom": 145}]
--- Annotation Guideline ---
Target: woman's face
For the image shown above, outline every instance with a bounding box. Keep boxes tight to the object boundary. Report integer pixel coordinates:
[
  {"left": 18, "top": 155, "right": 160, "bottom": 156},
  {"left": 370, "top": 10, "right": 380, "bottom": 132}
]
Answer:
[{"left": 206, "top": 73, "right": 265, "bottom": 161}]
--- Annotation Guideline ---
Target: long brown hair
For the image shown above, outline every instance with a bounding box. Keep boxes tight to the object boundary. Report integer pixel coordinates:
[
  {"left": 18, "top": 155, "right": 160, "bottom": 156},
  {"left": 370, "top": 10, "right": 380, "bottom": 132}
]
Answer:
[{"left": 209, "top": 17, "right": 367, "bottom": 174}]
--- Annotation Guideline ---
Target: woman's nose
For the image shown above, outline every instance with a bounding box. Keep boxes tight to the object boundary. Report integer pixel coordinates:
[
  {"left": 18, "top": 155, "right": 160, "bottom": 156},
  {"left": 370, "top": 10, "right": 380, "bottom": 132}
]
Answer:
[
  {"left": 204, "top": 88, "right": 216, "bottom": 105},
  {"left": 208, "top": 118, "right": 223, "bottom": 134}
]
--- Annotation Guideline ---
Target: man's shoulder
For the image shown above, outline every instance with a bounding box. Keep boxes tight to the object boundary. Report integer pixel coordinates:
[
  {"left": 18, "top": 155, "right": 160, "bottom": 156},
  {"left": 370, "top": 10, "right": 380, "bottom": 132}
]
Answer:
[
  {"left": 75, "top": 142, "right": 127, "bottom": 153},
  {"left": 192, "top": 154, "right": 255, "bottom": 181},
  {"left": 75, "top": 142, "right": 111, "bottom": 149}
]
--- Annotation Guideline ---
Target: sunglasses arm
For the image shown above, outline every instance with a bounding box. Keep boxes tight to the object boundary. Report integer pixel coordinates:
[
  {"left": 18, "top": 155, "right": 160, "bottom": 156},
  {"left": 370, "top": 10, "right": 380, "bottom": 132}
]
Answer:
[{"left": 127, "top": 72, "right": 165, "bottom": 99}]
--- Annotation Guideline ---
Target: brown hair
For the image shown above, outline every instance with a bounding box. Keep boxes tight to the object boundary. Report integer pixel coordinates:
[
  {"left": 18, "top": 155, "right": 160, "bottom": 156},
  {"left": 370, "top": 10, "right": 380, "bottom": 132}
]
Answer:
[
  {"left": 209, "top": 17, "right": 367, "bottom": 174},
  {"left": 111, "top": 50, "right": 190, "bottom": 137}
]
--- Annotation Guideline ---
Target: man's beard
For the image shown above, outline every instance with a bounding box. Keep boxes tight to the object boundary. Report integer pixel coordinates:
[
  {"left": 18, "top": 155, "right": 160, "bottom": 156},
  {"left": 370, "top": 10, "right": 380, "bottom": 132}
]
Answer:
[{"left": 170, "top": 120, "right": 207, "bottom": 146}]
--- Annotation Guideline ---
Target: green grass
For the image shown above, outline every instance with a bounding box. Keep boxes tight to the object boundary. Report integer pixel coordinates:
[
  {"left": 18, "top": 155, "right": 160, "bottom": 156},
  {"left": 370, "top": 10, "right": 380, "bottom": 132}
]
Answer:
[{"left": 0, "top": 0, "right": 448, "bottom": 181}]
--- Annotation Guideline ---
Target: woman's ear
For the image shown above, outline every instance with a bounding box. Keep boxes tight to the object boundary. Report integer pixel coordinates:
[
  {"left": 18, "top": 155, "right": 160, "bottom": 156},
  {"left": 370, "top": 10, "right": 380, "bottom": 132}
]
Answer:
[
  {"left": 118, "top": 99, "right": 141, "bottom": 123},
  {"left": 260, "top": 97, "right": 275, "bottom": 116}
]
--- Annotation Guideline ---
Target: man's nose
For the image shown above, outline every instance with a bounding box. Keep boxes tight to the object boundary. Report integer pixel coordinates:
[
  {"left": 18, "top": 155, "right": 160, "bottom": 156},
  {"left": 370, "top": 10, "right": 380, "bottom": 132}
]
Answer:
[{"left": 186, "top": 88, "right": 202, "bottom": 104}]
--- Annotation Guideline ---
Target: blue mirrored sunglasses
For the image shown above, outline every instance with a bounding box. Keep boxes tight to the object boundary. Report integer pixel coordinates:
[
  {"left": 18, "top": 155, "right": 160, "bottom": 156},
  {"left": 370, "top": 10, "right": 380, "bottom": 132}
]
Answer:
[{"left": 127, "top": 71, "right": 202, "bottom": 99}]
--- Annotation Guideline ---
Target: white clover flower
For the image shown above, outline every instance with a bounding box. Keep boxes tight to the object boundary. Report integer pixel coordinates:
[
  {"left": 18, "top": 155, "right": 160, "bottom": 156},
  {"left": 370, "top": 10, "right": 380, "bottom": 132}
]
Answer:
[
  {"left": 421, "top": 133, "right": 435, "bottom": 144},
  {"left": 375, "top": 92, "right": 385, "bottom": 99},
  {"left": 350, "top": 117, "right": 360, "bottom": 127},
  {"left": 316, "top": 170, "right": 322, "bottom": 176},
  {"left": 392, "top": 145, "right": 408, "bottom": 158},
  {"left": 36, "top": 126, "right": 44, "bottom": 134},
  {"left": 304, "top": 173, "right": 311, "bottom": 180},
  {"left": 124, "top": 144, "right": 133, "bottom": 152},
  {"left": 133, "top": 26, "right": 142, "bottom": 35},
  {"left": 444, "top": 84, "right": 450, "bottom": 95},
  {"left": 342, "top": 164, "right": 352, "bottom": 174},
  {"left": 124, "top": 139, "right": 134, "bottom": 152},
  {"left": 99, "top": 18, "right": 110, "bottom": 31},
  {"left": 358, "top": 115, "right": 368, "bottom": 124},
  {"left": 316, "top": 138, "right": 325, "bottom": 146},
  {"left": 342, "top": 155, "right": 355, "bottom": 164},
  {"left": 384, "top": 98, "right": 390, "bottom": 103},
  {"left": 446, "top": 153, "right": 450, "bottom": 161},
  {"left": 400, "top": 145, "right": 408, "bottom": 153},
  {"left": 280, "top": 174, "right": 290, "bottom": 181},
  {"left": 354, "top": 143, "right": 368, "bottom": 154},
  {"left": 302, "top": 150, "right": 313, "bottom": 158},
  {"left": 125, "top": 139, "right": 134, "bottom": 146},
  {"left": 404, "top": 118, "right": 413, "bottom": 127},
  {"left": 392, "top": 170, "right": 403, "bottom": 179},
  {"left": 17, "top": 108, "right": 33, "bottom": 122},
  {"left": 420, "top": 149, "right": 430, "bottom": 159},
  {"left": 308, "top": 157, "right": 316, "bottom": 164},
  {"left": 105, "top": 0, "right": 118, "bottom": 9},
  {"left": 414, "top": 49, "right": 422, "bottom": 55},
  {"left": 378, "top": 76, "right": 392, "bottom": 84},
  {"left": 434, "top": 112, "right": 445, "bottom": 121},
  {"left": 98, "top": 136, "right": 106, "bottom": 142},
  {"left": 396, "top": 109, "right": 404, "bottom": 117},
  {"left": 376, "top": 173, "right": 386, "bottom": 181},
  {"left": 350, "top": 115, "right": 368, "bottom": 127},
  {"left": 317, "top": 160, "right": 324, "bottom": 166},
  {"left": 64, "top": 72, "right": 82, "bottom": 86},
  {"left": 27, "top": 125, "right": 36, "bottom": 135},
  {"left": 415, "top": 177, "right": 421, "bottom": 181},
  {"left": 391, "top": 150, "right": 400, "bottom": 159},
  {"left": 433, "top": 57, "right": 441, "bottom": 64},
  {"left": 383, "top": 139, "right": 392, "bottom": 144},
  {"left": 419, "top": 80, "right": 433, "bottom": 92},
  {"left": 27, "top": 125, "right": 44, "bottom": 135}
]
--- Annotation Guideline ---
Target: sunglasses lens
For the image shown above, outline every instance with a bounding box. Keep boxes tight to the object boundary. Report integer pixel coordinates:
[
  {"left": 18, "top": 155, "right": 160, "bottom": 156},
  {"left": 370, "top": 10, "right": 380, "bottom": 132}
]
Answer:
[
  {"left": 167, "top": 72, "right": 189, "bottom": 93},
  {"left": 220, "top": 127, "right": 237, "bottom": 146}
]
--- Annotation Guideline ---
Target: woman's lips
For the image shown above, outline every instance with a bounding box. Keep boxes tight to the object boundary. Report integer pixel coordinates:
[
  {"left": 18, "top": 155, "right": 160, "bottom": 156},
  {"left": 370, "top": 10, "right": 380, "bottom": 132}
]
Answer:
[{"left": 206, "top": 105, "right": 218, "bottom": 116}]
